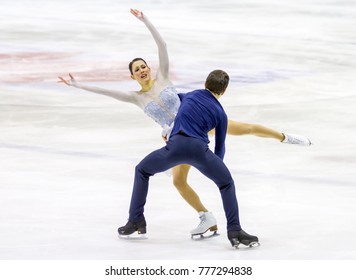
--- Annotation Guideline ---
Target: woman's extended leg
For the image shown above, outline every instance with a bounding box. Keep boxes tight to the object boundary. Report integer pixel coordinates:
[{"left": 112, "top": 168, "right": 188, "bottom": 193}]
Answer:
[
  {"left": 227, "top": 119, "right": 284, "bottom": 140},
  {"left": 226, "top": 119, "right": 312, "bottom": 145}
]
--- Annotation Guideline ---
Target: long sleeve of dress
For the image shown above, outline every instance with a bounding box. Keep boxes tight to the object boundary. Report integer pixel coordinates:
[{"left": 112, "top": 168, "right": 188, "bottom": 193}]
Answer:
[
  {"left": 142, "top": 16, "right": 169, "bottom": 79},
  {"left": 71, "top": 82, "right": 136, "bottom": 104}
]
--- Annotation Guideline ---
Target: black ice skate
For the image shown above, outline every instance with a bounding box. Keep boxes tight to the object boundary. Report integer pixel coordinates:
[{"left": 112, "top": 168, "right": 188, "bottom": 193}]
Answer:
[
  {"left": 118, "top": 219, "right": 147, "bottom": 239},
  {"left": 228, "top": 230, "right": 259, "bottom": 248}
]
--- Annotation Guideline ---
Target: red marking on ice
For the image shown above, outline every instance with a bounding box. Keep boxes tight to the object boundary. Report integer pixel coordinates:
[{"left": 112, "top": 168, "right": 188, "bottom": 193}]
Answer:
[
  {"left": 0, "top": 51, "right": 177, "bottom": 83},
  {"left": 0, "top": 52, "right": 74, "bottom": 61},
  {"left": 0, "top": 51, "right": 131, "bottom": 83}
]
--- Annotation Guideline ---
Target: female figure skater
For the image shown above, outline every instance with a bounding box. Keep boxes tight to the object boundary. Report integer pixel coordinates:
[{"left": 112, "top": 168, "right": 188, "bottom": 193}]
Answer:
[{"left": 58, "top": 9, "right": 311, "bottom": 237}]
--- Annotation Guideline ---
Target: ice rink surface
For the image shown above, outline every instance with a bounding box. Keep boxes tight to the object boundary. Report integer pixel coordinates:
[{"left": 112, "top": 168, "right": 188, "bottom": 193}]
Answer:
[{"left": 1, "top": 0, "right": 356, "bottom": 263}]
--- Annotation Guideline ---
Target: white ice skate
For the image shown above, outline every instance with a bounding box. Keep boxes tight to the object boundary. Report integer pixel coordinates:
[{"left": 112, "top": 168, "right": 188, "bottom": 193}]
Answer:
[
  {"left": 282, "top": 133, "right": 312, "bottom": 146},
  {"left": 191, "top": 211, "right": 219, "bottom": 239}
]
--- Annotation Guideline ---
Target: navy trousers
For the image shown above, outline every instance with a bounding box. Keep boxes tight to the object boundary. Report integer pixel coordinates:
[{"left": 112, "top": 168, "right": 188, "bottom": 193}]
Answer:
[{"left": 128, "top": 134, "right": 242, "bottom": 231}]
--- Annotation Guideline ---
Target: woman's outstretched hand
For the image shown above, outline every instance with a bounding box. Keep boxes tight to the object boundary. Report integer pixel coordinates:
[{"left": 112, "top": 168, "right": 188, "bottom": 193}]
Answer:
[
  {"left": 58, "top": 73, "right": 76, "bottom": 86},
  {"left": 130, "top": 8, "right": 144, "bottom": 21}
]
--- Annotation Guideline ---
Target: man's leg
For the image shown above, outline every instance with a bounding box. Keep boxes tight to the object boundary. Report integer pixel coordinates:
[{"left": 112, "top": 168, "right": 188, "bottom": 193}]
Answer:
[
  {"left": 185, "top": 138, "right": 242, "bottom": 231},
  {"left": 128, "top": 148, "right": 171, "bottom": 222},
  {"left": 128, "top": 135, "right": 190, "bottom": 222},
  {"left": 188, "top": 141, "right": 259, "bottom": 246},
  {"left": 119, "top": 142, "right": 180, "bottom": 236},
  {"left": 197, "top": 154, "right": 241, "bottom": 231}
]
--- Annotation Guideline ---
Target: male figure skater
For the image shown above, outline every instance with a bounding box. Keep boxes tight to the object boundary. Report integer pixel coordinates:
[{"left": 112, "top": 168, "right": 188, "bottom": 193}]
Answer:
[{"left": 118, "top": 69, "right": 258, "bottom": 248}]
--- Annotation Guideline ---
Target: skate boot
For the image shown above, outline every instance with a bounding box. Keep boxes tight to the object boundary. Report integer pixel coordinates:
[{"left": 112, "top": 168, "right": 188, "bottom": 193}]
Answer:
[
  {"left": 191, "top": 211, "right": 218, "bottom": 239},
  {"left": 118, "top": 219, "right": 147, "bottom": 239},
  {"left": 228, "top": 229, "right": 259, "bottom": 248},
  {"left": 282, "top": 133, "right": 312, "bottom": 146}
]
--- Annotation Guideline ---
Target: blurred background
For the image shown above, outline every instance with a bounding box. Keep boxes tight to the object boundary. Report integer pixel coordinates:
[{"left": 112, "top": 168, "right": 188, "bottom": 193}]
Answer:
[{"left": 1, "top": 0, "right": 356, "bottom": 260}]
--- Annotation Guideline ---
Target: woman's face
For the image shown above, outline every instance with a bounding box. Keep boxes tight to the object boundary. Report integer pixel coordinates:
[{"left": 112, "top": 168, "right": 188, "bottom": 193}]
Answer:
[{"left": 130, "top": 60, "right": 151, "bottom": 84}]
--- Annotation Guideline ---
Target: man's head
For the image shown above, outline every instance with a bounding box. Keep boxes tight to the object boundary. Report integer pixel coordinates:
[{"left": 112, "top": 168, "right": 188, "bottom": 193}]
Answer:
[{"left": 205, "top": 70, "right": 229, "bottom": 96}]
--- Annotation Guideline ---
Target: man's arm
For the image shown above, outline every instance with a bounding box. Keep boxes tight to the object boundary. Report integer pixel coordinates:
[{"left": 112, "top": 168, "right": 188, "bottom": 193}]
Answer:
[{"left": 214, "top": 115, "right": 228, "bottom": 160}]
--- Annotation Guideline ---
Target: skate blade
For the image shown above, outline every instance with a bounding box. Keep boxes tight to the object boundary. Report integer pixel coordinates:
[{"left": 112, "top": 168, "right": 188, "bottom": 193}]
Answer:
[
  {"left": 118, "top": 232, "right": 148, "bottom": 240},
  {"left": 231, "top": 240, "right": 260, "bottom": 249},
  {"left": 191, "top": 230, "right": 219, "bottom": 240},
  {"left": 248, "top": 241, "right": 260, "bottom": 248}
]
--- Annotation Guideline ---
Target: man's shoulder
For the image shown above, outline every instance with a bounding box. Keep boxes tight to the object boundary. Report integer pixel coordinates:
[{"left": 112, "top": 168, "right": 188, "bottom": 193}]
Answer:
[{"left": 185, "top": 89, "right": 208, "bottom": 98}]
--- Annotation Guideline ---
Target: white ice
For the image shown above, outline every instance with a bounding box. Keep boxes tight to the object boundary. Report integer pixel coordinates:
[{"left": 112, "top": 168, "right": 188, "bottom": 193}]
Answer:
[{"left": 1, "top": 0, "right": 356, "bottom": 260}]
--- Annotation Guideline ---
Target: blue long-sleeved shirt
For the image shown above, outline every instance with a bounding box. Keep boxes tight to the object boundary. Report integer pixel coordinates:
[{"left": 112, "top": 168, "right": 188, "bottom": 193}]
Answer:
[{"left": 170, "top": 89, "right": 227, "bottom": 159}]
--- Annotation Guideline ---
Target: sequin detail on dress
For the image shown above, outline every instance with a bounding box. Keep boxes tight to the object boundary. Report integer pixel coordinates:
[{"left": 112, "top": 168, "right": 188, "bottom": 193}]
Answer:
[{"left": 144, "top": 87, "right": 180, "bottom": 128}]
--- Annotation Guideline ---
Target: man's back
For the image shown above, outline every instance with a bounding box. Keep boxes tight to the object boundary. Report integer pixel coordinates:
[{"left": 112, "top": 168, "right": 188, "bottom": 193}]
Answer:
[{"left": 170, "top": 89, "right": 227, "bottom": 159}]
